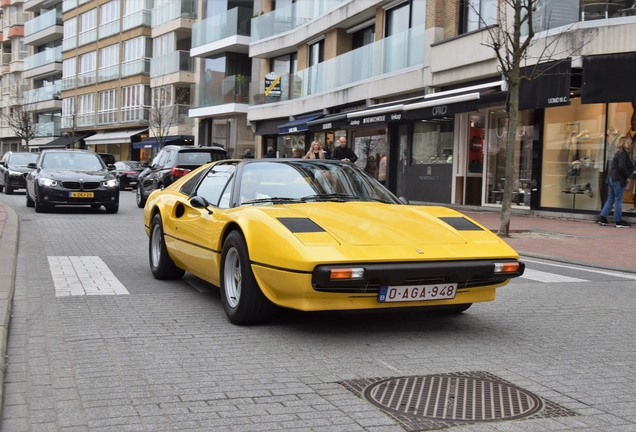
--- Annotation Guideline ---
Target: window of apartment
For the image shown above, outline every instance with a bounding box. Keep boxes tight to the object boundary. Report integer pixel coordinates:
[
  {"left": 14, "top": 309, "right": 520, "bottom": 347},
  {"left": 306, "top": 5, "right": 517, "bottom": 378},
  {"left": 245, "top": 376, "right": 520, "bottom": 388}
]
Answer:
[
  {"left": 100, "top": 0, "right": 120, "bottom": 24},
  {"left": 98, "top": 89, "right": 118, "bottom": 124},
  {"left": 80, "top": 9, "right": 97, "bottom": 33},
  {"left": 79, "top": 51, "right": 96, "bottom": 86},
  {"left": 77, "top": 93, "right": 96, "bottom": 127},
  {"left": 123, "top": 36, "right": 151, "bottom": 76},
  {"left": 352, "top": 24, "right": 375, "bottom": 50},
  {"left": 152, "top": 85, "right": 172, "bottom": 108},
  {"left": 62, "top": 58, "right": 76, "bottom": 89},
  {"left": 62, "top": 98, "right": 74, "bottom": 128},
  {"left": 308, "top": 39, "right": 324, "bottom": 67},
  {"left": 99, "top": 44, "right": 119, "bottom": 82},
  {"left": 460, "top": 0, "right": 497, "bottom": 34},
  {"left": 64, "top": 17, "right": 77, "bottom": 39},
  {"left": 153, "top": 33, "right": 174, "bottom": 57},
  {"left": 121, "top": 84, "right": 150, "bottom": 122}
]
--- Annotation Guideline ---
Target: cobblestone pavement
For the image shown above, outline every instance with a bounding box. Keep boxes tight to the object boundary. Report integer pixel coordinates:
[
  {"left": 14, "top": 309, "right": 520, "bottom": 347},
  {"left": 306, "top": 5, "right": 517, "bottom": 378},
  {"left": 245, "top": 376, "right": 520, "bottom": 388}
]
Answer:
[{"left": 0, "top": 192, "right": 635, "bottom": 431}]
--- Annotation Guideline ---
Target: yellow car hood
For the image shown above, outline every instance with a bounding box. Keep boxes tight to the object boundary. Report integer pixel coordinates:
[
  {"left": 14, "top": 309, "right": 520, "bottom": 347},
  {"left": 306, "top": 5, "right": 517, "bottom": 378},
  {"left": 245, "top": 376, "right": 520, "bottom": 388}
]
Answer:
[{"left": 275, "top": 203, "right": 470, "bottom": 246}]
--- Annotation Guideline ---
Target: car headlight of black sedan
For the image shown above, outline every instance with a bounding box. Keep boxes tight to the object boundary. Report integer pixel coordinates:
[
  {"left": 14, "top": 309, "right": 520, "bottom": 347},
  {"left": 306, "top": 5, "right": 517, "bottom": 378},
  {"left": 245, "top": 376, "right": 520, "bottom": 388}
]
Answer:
[{"left": 38, "top": 177, "right": 58, "bottom": 187}]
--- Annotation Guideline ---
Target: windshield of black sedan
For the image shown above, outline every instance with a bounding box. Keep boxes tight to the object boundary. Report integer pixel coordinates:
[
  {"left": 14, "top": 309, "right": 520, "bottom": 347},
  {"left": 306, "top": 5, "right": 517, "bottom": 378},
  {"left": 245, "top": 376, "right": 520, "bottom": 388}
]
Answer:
[
  {"left": 9, "top": 153, "right": 38, "bottom": 165},
  {"left": 238, "top": 160, "right": 399, "bottom": 205},
  {"left": 41, "top": 153, "right": 104, "bottom": 171}
]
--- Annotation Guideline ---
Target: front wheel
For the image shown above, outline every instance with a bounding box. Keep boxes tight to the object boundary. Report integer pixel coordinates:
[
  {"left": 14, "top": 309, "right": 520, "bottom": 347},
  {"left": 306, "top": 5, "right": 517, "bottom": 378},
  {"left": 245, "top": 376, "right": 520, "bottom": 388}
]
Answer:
[
  {"left": 136, "top": 185, "right": 146, "bottom": 208},
  {"left": 4, "top": 180, "right": 13, "bottom": 195},
  {"left": 220, "top": 231, "right": 274, "bottom": 325},
  {"left": 34, "top": 196, "right": 49, "bottom": 213},
  {"left": 104, "top": 203, "right": 119, "bottom": 214},
  {"left": 149, "top": 213, "right": 184, "bottom": 280}
]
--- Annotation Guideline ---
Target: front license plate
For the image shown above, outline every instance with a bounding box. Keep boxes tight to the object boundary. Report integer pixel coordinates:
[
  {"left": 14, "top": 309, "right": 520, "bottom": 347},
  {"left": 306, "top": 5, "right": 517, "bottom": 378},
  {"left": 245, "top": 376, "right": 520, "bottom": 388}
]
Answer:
[
  {"left": 69, "top": 192, "right": 94, "bottom": 198},
  {"left": 378, "top": 283, "right": 457, "bottom": 303}
]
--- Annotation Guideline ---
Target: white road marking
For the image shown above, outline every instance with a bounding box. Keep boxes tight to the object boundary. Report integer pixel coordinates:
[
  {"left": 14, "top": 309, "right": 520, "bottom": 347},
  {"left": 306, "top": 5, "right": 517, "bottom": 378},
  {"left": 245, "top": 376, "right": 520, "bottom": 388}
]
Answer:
[
  {"left": 522, "top": 257, "right": 636, "bottom": 280},
  {"left": 375, "top": 358, "right": 402, "bottom": 374},
  {"left": 519, "top": 269, "right": 588, "bottom": 283},
  {"left": 48, "top": 256, "right": 130, "bottom": 296}
]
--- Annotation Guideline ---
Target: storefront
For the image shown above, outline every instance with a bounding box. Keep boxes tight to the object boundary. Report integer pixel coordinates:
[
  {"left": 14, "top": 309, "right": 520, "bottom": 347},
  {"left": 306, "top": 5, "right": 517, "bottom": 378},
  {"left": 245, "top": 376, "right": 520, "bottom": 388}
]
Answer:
[
  {"left": 83, "top": 129, "right": 148, "bottom": 162},
  {"left": 277, "top": 113, "right": 323, "bottom": 158}
]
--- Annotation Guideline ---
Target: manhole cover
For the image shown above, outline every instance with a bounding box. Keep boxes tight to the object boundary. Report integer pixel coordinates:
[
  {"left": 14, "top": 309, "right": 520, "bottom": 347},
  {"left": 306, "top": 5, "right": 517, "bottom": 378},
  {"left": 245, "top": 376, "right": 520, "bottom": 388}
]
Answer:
[{"left": 363, "top": 375, "right": 543, "bottom": 422}]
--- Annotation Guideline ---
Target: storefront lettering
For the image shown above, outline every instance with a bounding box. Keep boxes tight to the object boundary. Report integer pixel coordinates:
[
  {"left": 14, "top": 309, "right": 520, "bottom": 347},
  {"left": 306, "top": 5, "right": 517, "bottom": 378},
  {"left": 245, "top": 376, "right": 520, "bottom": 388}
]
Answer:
[
  {"left": 288, "top": 126, "right": 298, "bottom": 132},
  {"left": 419, "top": 175, "right": 440, "bottom": 181},
  {"left": 363, "top": 115, "right": 386, "bottom": 124},
  {"left": 431, "top": 105, "right": 447, "bottom": 116},
  {"left": 322, "top": 123, "right": 332, "bottom": 129},
  {"left": 391, "top": 113, "right": 402, "bottom": 121},
  {"left": 547, "top": 96, "right": 568, "bottom": 104},
  {"left": 350, "top": 119, "right": 361, "bottom": 126}
]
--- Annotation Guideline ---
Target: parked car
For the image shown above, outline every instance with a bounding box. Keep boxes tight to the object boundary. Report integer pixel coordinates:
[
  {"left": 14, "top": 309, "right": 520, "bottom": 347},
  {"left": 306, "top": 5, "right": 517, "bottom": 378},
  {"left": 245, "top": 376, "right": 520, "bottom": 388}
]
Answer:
[
  {"left": 98, "top": 153, "right": 116, "bottom": 166},
  {"left": 0, "top": 151, "right": 39, "bottom": 194},
  {"left": 143, "top": 159, "right": 525, "bottom": 325},
  {"left": 136, "top": 145, "right": 228, "bottom": 208},
  {"left": 113, "top": 160, "right": 146, "bottom": 190},
  {"left": 25, "top": 149, "right": 120, "bottom": 213}
]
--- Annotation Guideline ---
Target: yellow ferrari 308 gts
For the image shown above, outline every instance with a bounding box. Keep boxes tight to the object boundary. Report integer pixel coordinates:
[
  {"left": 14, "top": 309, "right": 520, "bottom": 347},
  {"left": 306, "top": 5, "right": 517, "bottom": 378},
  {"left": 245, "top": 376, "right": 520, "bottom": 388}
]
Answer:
[{"left": 143, "top": 158, "right": 524, "bottom": 325}]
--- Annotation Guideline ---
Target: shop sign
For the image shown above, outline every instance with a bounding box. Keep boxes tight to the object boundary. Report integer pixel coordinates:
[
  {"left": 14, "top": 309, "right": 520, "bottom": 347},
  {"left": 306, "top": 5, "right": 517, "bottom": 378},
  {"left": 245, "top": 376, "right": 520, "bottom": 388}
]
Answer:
[
  {"left": 349, "top": 112, "right": 402, "bottom": 126},
  {"left": 264, "top": 72, "right": 281, "bottom": 97},
  {"left": 405, "top": 100, "right": 479, "bottom": 121}
]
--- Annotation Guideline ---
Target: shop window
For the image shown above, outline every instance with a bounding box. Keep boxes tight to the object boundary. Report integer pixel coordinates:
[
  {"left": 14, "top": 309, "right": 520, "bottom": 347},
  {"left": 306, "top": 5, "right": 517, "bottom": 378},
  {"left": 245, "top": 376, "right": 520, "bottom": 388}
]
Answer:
[
  {"left": 459, "top": 0, "right": 497, "bottom": 34},
  {"left": 412, "top": 120, "right": 454, "bottom": 165}
]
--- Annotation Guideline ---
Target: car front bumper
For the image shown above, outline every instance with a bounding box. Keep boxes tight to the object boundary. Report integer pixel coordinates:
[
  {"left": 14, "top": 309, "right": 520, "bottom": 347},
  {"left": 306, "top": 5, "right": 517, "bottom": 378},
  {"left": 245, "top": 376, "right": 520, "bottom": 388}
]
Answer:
[{"left": 36, "top": 185, "right": 119, "bottom": 206}]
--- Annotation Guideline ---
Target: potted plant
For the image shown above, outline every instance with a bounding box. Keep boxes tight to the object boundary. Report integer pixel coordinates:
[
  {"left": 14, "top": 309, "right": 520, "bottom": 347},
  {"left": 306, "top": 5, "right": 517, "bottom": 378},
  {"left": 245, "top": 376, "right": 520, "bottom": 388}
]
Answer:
[{"left": 235, "top": 74, "right": 247, "bottom": 102}]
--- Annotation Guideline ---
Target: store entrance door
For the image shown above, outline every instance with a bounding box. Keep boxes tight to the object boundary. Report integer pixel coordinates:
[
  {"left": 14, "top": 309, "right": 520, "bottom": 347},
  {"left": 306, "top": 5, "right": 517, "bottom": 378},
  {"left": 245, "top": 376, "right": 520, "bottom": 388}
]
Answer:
[{"left": 466, "top": 114, "right": 486, "bottom": 205}]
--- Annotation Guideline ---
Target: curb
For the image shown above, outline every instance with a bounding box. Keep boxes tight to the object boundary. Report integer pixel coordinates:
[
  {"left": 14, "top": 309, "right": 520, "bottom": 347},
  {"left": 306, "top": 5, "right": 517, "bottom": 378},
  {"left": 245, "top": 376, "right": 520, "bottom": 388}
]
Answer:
[{"left": 0, "top": 204, "right": 18, "bottom": 421}]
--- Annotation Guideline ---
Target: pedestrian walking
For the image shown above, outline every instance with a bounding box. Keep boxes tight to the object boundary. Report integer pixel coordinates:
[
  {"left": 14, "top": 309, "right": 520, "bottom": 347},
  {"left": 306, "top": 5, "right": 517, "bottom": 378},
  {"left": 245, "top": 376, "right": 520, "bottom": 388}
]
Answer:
[{"left": 598, "top": 136, "right": 634, "bottom": 228}]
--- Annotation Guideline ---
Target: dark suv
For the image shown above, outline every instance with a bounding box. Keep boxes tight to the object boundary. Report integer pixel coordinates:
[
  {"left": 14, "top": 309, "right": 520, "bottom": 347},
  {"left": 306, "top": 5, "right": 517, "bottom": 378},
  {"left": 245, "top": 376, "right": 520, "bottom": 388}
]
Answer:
[
  {"left": 136, "top": 145, "right": 228, "bottom": 207},
  {"left": 0, "top": 151, "right": 39, "bottom": 194}
]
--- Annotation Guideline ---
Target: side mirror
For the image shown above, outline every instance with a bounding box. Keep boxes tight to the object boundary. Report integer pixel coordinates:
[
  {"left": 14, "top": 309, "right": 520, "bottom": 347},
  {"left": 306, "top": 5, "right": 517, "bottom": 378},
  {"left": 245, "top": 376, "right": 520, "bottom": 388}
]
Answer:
[
  {"left": 190, "top": 195, "right": 213, "bottom": 214},
  {"left": 398, "top": 196, "right": 409, "bottom": 205},
  {"left": 0, "top": 161, "right": 5, "bottom": 167},
  {"left": 142, "top": 162, "right": 149, "bottom": 168},
  {"left": 27, "top": 162, "right": 37, "bottom": 169},
  {"left": 107, "top": 164, "right": 116, "bottom": 171}
]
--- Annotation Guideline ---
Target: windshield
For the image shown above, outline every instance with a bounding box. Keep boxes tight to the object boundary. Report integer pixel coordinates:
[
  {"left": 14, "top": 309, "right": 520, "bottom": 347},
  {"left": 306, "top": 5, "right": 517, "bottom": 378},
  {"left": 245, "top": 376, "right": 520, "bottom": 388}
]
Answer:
[
  {"left": 238, "top": 160, "right": 400, "bottom": 205},
  {"left": 9, "top": 153, "right": 38, "bottom": 165},
  {"left": 41, "top": 152, "right": 105, "bottom": 171}
]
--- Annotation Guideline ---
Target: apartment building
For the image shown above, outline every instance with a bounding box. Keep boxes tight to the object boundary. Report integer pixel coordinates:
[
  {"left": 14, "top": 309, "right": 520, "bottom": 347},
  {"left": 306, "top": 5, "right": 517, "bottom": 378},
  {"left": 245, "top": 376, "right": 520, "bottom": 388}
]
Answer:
[
  {"left": 246, "top": 0, "right": 636, "bottom": 217},
  {"left": 0, "top": 0, "right": 30, "bottom": 154}
]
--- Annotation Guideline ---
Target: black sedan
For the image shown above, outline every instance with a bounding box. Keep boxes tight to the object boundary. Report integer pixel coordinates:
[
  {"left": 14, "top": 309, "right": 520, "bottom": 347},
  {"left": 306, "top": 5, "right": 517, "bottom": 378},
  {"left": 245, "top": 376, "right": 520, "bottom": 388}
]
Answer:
[
  {"left": 114, "top": 160, "right": 145, "bottom": 190},
  {"left": 0, "top": 151, "right": 39, "bottom": 194},
  {"left": 25, "top": 149, "right": 120, "bottom": 213}
]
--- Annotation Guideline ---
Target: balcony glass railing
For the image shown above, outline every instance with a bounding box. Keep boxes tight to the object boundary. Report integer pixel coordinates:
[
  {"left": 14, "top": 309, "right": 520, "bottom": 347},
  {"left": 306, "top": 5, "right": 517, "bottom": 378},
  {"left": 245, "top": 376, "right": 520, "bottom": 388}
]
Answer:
[
  {"left": 78, "top": 29, "right": 97, "bottom": 46},
  {"left": 122, "top": 58, "right": 150, "bottom": 76},
  {"left": 36, "top": 120, "right": 62, "bottom": 137},
  {"left": 98, "top": 19, "right": 120, "bottom": 39},
  {"left": 123, "top": 2, "right": 153, "bottom": 30},
  {"left": 251, "top": 0, "right": 345, "bottom": 42},
  {"left": 98, "top": 65, "right": 119, "bottom": 82},
  {"left": 523, "top": 0, "right": 636, "bottom": 35},
  {"left": 77, "top": 114, "right": 95, "bottom": 127},
  {"left": 152, "top": 0, "right": 197, "bottom": 27},
  {"left": 25, "top": 9, "right": 62, "bottom": 37},
  {"left": 62, "top": 77, "right": 76, "bottom": 90},
  {"left": 9, "top": 12, "right": 30, "bottom": 26},
  {"left": 250, "top": 24, "right": 424, "bottom": 105},
  {"left": 62, "top": 0, "right": 78, "bottom": 13},
  {"left": 192, "top": 7, "right": 252, "bottom": 48},
  {"left": 78, "top": 70, "right": 96, "bottom": 87},
  {"left": 121, "top": 106, "right": 149, "bottom": 123},
  {"left": 24, "top": 47, "right": 62, "bottom": 70},
  {"left": 24, "top": 84, "right": 62, "bottom": 104},
  {"left": 1, "top": 53, "right": 11, "bottom": 66},
  {"left": 191, "top": 74, "right": 250, "bottom": 108},
  {"left": 150, "top": 51, "right": 193, "bottom": 78},
  {"left": 152, "top": 104, "right": 193, "bottom": 126},
  {"left": 62, "top": 37, "right": 77, "bottom": 52}
]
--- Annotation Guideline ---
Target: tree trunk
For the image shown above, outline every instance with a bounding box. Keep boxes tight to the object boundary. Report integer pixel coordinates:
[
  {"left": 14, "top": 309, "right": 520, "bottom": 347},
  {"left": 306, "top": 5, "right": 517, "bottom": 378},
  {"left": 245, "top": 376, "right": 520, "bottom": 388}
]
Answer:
[{"left": 498, "top": 79, "right": 520, "bottom": 237}]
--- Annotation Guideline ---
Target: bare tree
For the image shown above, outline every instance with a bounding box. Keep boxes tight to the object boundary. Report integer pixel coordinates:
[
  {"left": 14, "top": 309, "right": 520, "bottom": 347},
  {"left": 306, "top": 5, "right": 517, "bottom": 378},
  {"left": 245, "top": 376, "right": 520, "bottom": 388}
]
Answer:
[
  {"left": 61, "top": 96, "right": 81, "bottom": 149},
  {"left": 1, "top": 83, "right": 39, "bottom": 150},
  {"left": 149, "top": 85, "right": 190, "bottom": 149},
  {"left": 476, "top": 0, "right": 592, "bottom": 236}
]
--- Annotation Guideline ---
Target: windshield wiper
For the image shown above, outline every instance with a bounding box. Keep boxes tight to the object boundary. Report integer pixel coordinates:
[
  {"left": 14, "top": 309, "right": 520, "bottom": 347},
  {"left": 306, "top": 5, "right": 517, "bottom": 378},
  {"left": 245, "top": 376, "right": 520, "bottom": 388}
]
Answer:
[
  {"left": 300, "top": 193, "right": 358, "bottom": 202},
  {"left": 242, "top": 197, "right": 303, "bottom": 204}
]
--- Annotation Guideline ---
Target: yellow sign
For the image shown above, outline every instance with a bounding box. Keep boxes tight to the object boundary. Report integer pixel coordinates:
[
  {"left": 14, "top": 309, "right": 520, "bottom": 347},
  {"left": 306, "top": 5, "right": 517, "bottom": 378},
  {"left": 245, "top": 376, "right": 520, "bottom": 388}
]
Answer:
[{"left": 264, "top": 76, "right": 281, "bottom": 96}]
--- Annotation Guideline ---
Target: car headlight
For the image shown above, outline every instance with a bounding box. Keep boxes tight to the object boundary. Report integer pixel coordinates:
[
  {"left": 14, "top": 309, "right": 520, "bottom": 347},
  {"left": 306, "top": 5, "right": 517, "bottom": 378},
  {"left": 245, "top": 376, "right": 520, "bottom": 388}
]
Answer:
[
  {"left": 103, "top": 179, "right": 118, "bottom": 188},
  {"left": 38, "top": 177, "right": 58, "bottom": 187},
  {"left": 8, "top": 170, "right": 22, "bottom": 176}
]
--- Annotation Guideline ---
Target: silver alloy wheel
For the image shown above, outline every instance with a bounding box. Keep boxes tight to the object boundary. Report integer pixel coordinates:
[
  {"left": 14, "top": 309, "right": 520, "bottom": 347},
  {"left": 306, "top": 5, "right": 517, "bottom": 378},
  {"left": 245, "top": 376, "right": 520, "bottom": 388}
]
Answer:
[
  {"left": 223, "top": 248, "right": 241, "bottom": 308},
  {"left": 150, "top": 223, "right": 162, "bottom": 268}
]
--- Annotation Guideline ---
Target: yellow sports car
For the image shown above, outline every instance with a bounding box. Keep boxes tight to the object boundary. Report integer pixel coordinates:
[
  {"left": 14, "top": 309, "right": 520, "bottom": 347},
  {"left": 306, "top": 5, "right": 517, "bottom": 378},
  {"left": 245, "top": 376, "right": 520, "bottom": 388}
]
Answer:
[{"left": 143, "top": 159, "right": 524, "bottom": 325}]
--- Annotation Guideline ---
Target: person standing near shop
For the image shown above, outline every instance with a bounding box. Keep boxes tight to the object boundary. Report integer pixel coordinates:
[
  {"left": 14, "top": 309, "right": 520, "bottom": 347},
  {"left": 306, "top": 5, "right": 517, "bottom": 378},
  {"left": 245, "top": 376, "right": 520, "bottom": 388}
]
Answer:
[
  {"left": 598, "top": 136, "right": 634, "bottom": 228},
  {"left": 378, "top": 154, "right": 387, "bottom": 185},
  {"left": 331, "top": 136, "right": 358, "bottom": 163},
  {"left": 303, "top": 141, "right": 325, "bottom": 159},
  {"left": 263, "top": 147, "right": 276, "bottom": 158}
]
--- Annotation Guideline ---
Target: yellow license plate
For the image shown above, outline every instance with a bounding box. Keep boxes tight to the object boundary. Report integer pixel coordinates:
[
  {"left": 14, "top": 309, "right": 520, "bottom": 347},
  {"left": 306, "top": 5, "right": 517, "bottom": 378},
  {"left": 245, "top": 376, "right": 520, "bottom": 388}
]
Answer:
[{"left": 70, "top": 192, "right": 94, "bottom": 198}]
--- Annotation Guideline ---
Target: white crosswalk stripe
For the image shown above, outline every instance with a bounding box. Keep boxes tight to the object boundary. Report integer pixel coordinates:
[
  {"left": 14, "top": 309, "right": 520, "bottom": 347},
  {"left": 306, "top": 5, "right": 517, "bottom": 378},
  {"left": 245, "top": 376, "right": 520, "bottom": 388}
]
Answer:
[
  {"left": 48, "top": 256, "right": 130, "bottom": 296},
  {"left": 519, "top": 268, "right": 588, "bottom": 283}
]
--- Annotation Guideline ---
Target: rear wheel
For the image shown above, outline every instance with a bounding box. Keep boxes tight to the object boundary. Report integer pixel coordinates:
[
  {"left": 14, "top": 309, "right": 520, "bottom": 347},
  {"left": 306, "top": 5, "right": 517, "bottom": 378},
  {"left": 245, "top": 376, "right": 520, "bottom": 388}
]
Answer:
[
  {"left": 149, "top": 213, "right": 184, "bottom": 280},
  {"left": 136, "top": 185, "right": 146, "bottom": 208},
  {"left": 220, "top": 231, "right": 274, "bottom": 325}
]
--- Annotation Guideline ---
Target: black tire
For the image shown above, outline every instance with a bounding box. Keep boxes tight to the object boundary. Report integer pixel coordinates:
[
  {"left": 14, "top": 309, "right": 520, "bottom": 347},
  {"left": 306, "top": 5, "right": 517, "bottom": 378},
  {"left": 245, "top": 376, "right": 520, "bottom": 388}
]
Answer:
[
  {"left": 26, "top": 192, "right": 34, "bottom": 207},
  {"left": 4, "top": 181, "right": 12, "bottom": 195},
  {"left": 136, "top": 185, "right": 146, "bottom": 208},
  {"left": 34, "top": 198, "right": 49, "bottom": 213},
  {"left": 220, "top": 231, "right": 274, "bottom": 325},
  {"left": 149, "top": 213, "right": 185, "bottom": 280},
  {"left": 104, "top": 203, "right": 119, "bottom": 214},
  {"left": 0, "top": 183, "right": 3, "bottom": 193}
]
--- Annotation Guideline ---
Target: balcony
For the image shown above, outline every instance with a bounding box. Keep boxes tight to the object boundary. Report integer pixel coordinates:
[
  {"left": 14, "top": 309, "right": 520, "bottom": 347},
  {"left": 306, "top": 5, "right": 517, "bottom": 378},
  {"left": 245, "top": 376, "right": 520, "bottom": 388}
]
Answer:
[
  {"left": 78, "top": 70, "right": 96, "bottom": 87},
  {"left": 98, "top": 64, "right": 119, "bottom": 82},
  {"left": 35, "top": 120, "right": 62, "bottom": 137},
  {"left": 251, "top": 0, "right": 345, "bottom": 42},
  {"left": 62, "top": 76, "right": 75, "bottom": 91},
  {"left": 191, "top": 7, "right": 251, "bottom": 55},
  {"left": 250, "top": 24, "right": 424, "bottom": 105},
  {"left": 62, "top": 36, "right": 76, "bottom": 52},
  {"left": 24, "top": 84, "right": 62, "bottom": 105},
  {"left": 152, "top": 104, "right": 193, "bottom": 128},
  {"left": 77, "top": 114, "right": 95, "bottom": 128},
  {"left": 78, "top": 29, "right": 96, "bottom": 46},
  {"left": 122, "top": 58, "right": 150, "bottom": 77},
  {"left": 152, "top": 0, "right": 197, "bottom": 27},
  {"left": 8, "top": 12, "right": 30, "bottom": 27},
  {"left": 123, "top": 1, "right": 153, "bottom": 31},
  {"left": 24, "top": 9, "right": 63, "bottom": 46},
  {"left": 150, "top": 50, "right": 193, "bottom": 78},
  {"left": 24, "top": 47, "right": 62, "bottom": 71},
  {"left": 121, "top": 106, "right": 149, "bottom": 123},
  {"left": 98, "top": 19, "right": 120, "bottom": 39},
  {"left": 191, "top": 74, "right": 250, "bottom": 109},
  {"left": 1, "top": 53, "right": 11, "bottom": 67}
]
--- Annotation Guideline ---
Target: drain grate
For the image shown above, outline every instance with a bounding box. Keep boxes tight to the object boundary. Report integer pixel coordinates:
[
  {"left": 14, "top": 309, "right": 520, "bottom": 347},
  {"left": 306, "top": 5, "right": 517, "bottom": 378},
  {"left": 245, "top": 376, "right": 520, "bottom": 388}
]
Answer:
[{"left": 340, "top": 371, "right": 577, "bottom": 431}]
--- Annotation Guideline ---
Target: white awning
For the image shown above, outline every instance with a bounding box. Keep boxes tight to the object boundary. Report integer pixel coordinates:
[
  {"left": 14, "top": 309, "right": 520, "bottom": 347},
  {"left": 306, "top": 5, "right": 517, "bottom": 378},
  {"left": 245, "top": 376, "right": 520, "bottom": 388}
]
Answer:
[
  {"left": 84, "top": 129, "right": 148, "bottom": 146},
  {"left": 26, "top": 137, "right": 57, "bottom": 148}
]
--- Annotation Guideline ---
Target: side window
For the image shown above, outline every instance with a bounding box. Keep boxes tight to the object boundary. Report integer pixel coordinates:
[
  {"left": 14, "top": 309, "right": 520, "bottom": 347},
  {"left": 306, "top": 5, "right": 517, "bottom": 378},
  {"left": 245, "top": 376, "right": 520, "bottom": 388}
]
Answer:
[
  {"left": 179, "top": 169, "right": 206, "bottom": 196},
  {"left": 195, "top": 164, "right": 235, "bottom": 208},
  {"left": 152, "top": 150, "right": 167, "bottom": 168}
]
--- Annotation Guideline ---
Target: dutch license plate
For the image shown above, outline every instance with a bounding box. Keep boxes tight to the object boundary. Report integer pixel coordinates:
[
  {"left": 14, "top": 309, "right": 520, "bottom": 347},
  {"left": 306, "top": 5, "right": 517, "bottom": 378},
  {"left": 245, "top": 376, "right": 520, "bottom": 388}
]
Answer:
[
  {"left": 70, "top": 192, "right": 94, "bottom": 198},
  {"left": 378, "top": 283, "right": 457, "bottom": 303}
]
